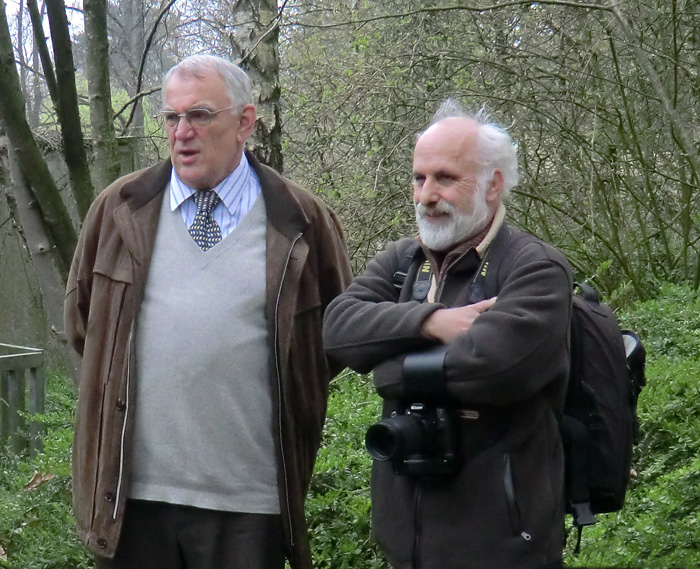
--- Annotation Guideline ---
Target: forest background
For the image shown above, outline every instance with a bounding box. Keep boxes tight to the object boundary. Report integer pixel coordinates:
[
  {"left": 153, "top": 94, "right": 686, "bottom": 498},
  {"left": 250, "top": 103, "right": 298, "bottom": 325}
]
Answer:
[{"left": 0, "top": 0, "right": 698, "bottom": 567}]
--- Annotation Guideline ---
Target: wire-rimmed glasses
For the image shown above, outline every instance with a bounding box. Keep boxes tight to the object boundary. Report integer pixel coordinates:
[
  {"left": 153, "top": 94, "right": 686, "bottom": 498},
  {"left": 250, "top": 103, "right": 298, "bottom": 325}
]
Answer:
[{"left": 155, "top": 106, "right": 234, "bottom": 129}]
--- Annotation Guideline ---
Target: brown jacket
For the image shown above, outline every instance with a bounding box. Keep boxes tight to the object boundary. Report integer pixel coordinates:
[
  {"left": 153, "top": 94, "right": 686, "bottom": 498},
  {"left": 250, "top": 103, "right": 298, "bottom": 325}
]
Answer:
[
  {"left": 323, "top": 223, "right": 572, "bottom": 569},
  {"left": 64, "top": 151, "right": 352, "bottom": 568}
]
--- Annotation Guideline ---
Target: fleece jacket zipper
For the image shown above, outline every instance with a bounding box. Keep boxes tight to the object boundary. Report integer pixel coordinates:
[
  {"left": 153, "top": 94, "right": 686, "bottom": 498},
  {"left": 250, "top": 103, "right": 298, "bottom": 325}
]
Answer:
[
  {"left": 503, "top": 453, "right": 532, "bottom": 541},
  {"left": 412, "top": 481, "right": 423, "bottom": 569}
]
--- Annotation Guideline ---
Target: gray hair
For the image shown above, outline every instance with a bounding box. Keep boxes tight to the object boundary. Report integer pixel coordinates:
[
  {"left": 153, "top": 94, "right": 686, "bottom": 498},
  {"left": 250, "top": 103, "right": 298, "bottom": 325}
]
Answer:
[
  {"left": 162, "top": 55, "right": 254, "bottom": 113},
  {"left": 428, "top": 98, "right": 519, "bottom": 200}
]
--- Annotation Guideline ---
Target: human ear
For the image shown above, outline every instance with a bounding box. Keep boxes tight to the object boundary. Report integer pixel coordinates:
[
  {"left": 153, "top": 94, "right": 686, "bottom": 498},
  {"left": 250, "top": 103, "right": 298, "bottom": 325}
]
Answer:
[
  {"left": 486, "top": 170, "right": 503, "bottom": 203},
  {"left": 237, "top": 104, "right": 257, "bottom": 142}
]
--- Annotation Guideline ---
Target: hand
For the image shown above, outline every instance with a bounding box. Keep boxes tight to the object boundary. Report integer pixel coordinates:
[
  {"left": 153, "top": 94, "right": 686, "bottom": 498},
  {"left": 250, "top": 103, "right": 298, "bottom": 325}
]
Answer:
[{"left": 421, "top": 298, "right": 497, "bottom": 344}]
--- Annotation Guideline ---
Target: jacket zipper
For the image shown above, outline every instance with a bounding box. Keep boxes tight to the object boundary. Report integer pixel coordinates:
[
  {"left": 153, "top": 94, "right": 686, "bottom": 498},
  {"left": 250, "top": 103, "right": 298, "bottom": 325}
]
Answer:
[
  {"left": 113, "top": 323, "right": 133, "bottom": 520},
  {"left": 412, "top": 482, "right": 423, "bottom": 569},
  {"left": 273, "top": 232, "right": 303, "bottom": 547},
  {"left": 503, "top": 454, "right": 531, "bottom": 541}
]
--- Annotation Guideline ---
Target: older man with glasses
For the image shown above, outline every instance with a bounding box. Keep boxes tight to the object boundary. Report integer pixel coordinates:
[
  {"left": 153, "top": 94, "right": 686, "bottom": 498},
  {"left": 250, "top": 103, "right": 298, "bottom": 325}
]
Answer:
[{"left": 65, "top": 54, "right": 352, "bottom": 569}]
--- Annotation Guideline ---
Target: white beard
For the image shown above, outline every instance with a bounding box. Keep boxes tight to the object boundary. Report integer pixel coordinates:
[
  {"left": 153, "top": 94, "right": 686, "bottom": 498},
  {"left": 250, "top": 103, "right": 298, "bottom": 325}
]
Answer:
[{"left": 415, "top": 191, "right": 490, "bottom": 252}]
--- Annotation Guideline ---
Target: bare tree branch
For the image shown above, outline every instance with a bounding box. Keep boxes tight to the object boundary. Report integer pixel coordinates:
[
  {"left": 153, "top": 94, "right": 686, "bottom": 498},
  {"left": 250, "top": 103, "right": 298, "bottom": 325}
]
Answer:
[
  {"left": 114, "top": 86, "right": 161, "bottom": 120},
  {"left": 287, "top": 1, "right": 611, "bottom": 30}
]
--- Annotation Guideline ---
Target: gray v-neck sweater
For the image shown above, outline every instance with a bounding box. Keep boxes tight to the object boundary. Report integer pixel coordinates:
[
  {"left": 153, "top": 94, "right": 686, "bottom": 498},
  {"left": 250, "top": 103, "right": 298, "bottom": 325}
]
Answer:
[{"left": 129, "top": 195, "right": 279, "bottom": 514}]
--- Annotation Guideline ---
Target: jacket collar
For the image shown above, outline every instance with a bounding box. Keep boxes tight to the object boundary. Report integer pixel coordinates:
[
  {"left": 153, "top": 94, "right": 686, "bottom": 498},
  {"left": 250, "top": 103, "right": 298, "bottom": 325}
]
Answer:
[
  {"left": 246, "top": 150, "right": 310, "bottom": 240},
  {"left": 119, "top": 160, "right": 172, "bottom": 209},
  {"left": 119, "top": 152, "right": 309, "bottom": 236},
  {"left": 116, "top": 151, "right": 310, "bottom": 248},
  {"left": 476, "top": 203, "right": 506, "bottom": 257}
]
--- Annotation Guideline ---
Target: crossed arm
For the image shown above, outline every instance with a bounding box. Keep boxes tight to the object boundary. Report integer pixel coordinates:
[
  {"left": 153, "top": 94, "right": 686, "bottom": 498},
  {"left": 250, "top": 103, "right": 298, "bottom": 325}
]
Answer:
[
  {"left": 421, "top": 298, "right": 496, "bottom": 343},
  {"left": 323, "top": 238, "right": 572, "bottom": 406}
]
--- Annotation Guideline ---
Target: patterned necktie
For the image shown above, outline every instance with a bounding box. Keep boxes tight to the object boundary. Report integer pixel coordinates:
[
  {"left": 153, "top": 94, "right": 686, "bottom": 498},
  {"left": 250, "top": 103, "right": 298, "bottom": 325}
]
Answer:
[{"left": 189, "top": 190, "right": 222, "bottom": 251}]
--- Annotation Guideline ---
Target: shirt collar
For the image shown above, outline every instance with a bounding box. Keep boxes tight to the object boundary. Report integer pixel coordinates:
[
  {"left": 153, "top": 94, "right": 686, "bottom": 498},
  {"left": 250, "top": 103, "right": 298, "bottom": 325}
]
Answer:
[
  {"left": 476, "top": 203, "right": 506, "bottom": 257},
  {"left": 169, "top": 153, "right": 253, "bottom": 213}
]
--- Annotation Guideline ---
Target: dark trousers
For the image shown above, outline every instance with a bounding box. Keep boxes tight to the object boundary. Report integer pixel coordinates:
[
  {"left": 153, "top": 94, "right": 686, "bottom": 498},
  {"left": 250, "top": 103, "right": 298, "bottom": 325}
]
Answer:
[{"left": 95, "top": 500, "right": 286, "bottom": 569}]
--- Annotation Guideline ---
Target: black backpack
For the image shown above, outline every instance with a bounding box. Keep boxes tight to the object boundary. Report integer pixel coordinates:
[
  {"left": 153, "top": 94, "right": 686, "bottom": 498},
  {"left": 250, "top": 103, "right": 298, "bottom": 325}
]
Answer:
[
  {"left": 562, "top": 282, "right": 646, "bottom": 551},
  {"left": 392, "top": 237, "right": 647, "bottom": 550}
]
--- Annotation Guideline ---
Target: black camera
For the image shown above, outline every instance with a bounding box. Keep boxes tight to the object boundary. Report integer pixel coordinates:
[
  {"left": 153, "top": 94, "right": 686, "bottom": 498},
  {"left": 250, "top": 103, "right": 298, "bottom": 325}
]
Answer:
[{"left": 365, "top": 403, "right": 460, "bottom": 478}]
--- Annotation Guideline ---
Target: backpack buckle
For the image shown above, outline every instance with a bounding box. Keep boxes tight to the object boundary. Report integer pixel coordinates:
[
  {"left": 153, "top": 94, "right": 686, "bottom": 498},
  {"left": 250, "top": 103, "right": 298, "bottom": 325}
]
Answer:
[
  {"left": 571, "top": 501, "right": 597, "bottom": 527},
  {"left": 392, "top": 270, "right": 408, "bottom": 290}
]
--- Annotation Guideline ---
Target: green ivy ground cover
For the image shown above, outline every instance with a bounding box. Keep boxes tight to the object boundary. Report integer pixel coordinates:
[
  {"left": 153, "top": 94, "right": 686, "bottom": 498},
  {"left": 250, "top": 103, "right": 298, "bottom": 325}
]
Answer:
[{"left": 2, "top": 283, "right": 700, "bottom": 568}]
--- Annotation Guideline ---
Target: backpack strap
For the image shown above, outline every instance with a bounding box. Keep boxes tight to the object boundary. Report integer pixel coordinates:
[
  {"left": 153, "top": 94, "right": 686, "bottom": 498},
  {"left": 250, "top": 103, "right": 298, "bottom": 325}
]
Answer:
[
  {"left": 561, "top": 412, "right": 598, "bottom": 530},
  {"left": 392, "top": 242, "right": 422, "bottom": 291},
  {"left": 391, "top": 241, "right": 432, "bottom": 302},
  {"left": 562, "top": 288, "right": 600, "bottom": 549},
  {"left": 575, "top": 281, "right": 599, "bottom": 303},
  {"left": 467, "top": 228, "right": 538, "bottom": 303}
]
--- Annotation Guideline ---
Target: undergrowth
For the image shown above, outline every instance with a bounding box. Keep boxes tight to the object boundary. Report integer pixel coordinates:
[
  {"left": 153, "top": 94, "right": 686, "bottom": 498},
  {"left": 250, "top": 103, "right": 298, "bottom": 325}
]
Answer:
[
  {"left": 2, "top": 283, "right": 700, "bottom": 568},
  {"left": 0, "top": 371, "right": 90, "bottom": 569}
]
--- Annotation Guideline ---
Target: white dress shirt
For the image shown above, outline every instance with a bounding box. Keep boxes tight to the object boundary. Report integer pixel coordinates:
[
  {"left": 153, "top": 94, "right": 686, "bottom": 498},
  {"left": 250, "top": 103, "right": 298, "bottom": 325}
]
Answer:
[{"left": 169, "top": 153, "right": 262, "bottom": 238}]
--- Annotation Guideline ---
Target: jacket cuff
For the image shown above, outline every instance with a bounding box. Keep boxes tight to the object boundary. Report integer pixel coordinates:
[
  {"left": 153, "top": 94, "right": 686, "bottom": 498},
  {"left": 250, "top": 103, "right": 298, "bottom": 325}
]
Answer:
[
  {"left": 403, "top": 346, "right": 449, "bottom": 400},
  {"left": 373, "top": 346, "right": 449, "bottom": 402}
]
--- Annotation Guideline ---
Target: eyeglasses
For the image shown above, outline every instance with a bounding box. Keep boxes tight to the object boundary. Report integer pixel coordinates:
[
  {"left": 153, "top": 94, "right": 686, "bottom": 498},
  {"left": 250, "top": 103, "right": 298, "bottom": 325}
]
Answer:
[{"left": 156, "top": 106, "right": 234, "bottom": 129}]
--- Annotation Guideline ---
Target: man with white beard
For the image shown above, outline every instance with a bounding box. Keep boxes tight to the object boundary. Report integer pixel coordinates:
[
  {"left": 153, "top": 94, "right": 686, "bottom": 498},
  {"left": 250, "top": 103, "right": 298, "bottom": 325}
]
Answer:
[{"left": 323, "top": 100, "right": 573, "bottom": 569}]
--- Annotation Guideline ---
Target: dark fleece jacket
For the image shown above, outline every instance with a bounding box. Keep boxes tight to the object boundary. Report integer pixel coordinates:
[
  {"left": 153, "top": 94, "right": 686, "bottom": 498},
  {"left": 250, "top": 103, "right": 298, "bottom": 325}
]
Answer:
[{"left": 323, "top": 223, "right": 572, "bottom": 569}]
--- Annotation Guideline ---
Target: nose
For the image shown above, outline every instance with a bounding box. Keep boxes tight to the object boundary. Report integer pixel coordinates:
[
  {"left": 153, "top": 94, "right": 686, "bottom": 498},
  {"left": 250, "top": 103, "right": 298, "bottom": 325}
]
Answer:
[
  {"left": 173, "top": 117, "right": 195, "bottom": 140},
  {"left": 415, "top": 178, "right": 439, "bottom": 207}
]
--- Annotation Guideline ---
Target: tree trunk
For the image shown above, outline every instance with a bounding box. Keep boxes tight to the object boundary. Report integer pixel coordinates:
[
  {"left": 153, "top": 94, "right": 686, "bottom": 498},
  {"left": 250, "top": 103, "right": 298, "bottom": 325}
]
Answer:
[
  {"left": 5, "top": 143, "right": 79, "bottom": 376},
  {"left": 44, "top": 0, "right": 95, "bottom": 220},
  {"left": 231, "top": 0, "right": 283, "bottom": 173},
  {"left": 16, "top": 1, "right": 29, "bottom": 116},
  {"left": 26, "top": 0, "right": 58, "bottom": 106},
  {"left": 28, "top": 32, "right": 42, "bottom": 127},
  {"left": 84, "top": 0, "right": 121, "bottom": 190},
  {"left": 0, "top": 1, "right": 76, "bottom": 279}
]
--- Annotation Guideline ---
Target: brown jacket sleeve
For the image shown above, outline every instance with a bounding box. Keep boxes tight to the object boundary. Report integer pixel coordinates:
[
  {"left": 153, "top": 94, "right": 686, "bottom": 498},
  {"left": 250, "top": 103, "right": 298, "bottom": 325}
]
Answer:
[
  {"left": 315, "top": 205, "right": 354, "bottom": 377},
  {"left": 64, "top": 200, "right": 103, "bottom": 359}
]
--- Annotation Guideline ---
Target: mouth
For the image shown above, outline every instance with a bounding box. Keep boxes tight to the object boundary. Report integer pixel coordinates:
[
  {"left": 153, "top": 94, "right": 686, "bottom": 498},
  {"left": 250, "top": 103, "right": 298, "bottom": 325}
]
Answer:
[
  {"left": 417, "top": 206, "right": 451, "bottom": 222},
  {"left": 423, "top": 211, "right": 448, "bottom": 219},
  {"left": 176, "top": 148, "right": 199, "bottom": 164}
]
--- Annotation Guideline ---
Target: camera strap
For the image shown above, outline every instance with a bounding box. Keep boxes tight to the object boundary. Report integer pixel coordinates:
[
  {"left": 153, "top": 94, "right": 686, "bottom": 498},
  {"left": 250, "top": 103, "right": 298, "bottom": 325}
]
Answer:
[
  {"left": 392, "top": 240, "right": 497, "bottom": 305},
  {"left": 412, "top": 259, "right": 432, "bottom": 302}
]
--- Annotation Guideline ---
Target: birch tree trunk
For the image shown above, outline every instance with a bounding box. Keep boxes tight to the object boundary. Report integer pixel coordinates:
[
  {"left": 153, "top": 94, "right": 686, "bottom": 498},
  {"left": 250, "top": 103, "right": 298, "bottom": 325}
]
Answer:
[
  {"left": 231, "top": 0, "right": 283, "bottom": 173},
  {"left": 4, "top": 143, "right": 79, "bottom": 376}
]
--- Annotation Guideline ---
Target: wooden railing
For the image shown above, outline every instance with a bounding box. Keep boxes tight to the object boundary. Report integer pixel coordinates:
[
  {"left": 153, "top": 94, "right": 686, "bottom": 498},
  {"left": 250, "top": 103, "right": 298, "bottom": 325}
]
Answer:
[{"left": 0, "top": 343, "right": 45, "bottom": 455}]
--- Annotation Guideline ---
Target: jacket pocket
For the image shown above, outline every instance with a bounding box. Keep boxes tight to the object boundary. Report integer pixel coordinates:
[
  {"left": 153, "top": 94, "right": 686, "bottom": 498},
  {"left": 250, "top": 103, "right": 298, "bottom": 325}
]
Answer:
[{"left": 503, "top": 453, "right": 532, "bottom": 541}]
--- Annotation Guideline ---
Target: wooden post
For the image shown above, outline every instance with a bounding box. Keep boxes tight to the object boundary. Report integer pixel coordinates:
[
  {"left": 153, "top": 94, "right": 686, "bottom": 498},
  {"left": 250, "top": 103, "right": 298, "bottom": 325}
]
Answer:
[
  {"left": 6, "top": 368, "right": 25, "bottom": 453},
  {"left": 0, "top": 370, "right": 8, "bottom": 447},
  {"left": 29, "top": 365, "right": 46, "bottom": 454},
  {"left": 0, "top": 343, "right": 44, "bottom": 455}
]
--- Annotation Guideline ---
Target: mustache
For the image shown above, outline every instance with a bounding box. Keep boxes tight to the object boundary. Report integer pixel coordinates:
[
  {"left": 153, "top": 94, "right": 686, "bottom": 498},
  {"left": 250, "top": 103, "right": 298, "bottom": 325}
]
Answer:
[{"left": 415, "top": 201, "right": 457, "bottom": 217}]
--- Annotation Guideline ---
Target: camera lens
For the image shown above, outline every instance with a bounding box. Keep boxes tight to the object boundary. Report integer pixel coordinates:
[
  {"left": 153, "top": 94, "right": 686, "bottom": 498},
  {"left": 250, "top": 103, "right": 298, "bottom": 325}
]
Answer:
[
  {"left": 365, "top": 422, "right": 400, "bottom": 460},
  {"left": 365, "top": 415, "right": 426, "bottom": 461}
]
